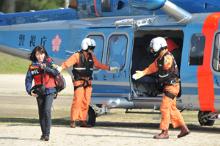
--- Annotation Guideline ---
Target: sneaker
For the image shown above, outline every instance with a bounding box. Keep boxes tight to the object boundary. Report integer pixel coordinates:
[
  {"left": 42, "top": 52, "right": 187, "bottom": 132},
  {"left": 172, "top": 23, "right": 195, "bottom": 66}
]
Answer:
[
  {"left": 40, "top": 135, "right": 45, "bottom": 140},
  {"left": 44, "top": 136, "right": 49, "bottom": 141}
]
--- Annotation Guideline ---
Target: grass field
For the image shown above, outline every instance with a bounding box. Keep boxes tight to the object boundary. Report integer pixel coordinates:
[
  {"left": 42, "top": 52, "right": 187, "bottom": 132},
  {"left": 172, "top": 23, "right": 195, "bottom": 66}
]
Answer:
[{"left": 0, "top": 52, "right": 30, "bottom": 74}]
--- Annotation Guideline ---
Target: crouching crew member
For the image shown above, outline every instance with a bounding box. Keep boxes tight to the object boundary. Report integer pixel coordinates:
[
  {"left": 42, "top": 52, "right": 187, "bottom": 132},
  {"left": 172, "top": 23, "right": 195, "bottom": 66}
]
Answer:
[
  {"left": 25, "top": 46, "right": 59, "bottom": 141},
  {"left": 132, "top": 37, "right": 190, "bottom": 139},
  {"left": 56, "top": 38, "right": 119, "bottom": 128}
]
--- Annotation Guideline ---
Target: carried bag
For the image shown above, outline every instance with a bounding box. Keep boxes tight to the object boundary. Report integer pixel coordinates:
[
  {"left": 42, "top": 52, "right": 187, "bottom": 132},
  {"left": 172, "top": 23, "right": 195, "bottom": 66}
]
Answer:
[
  {"left": 30, "top": 69, "right": 46, "bottom": 97},
  {"left": 54, "top": 73, "right": 66, "bottom": 93},
  {"left": 30, "top": 84, "right": 46, "bottom": 97}
]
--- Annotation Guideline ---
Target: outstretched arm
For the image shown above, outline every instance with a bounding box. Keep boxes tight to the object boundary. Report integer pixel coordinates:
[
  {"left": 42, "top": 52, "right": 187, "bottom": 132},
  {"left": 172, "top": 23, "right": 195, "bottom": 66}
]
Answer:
[
  {"left": 44, "top": 65, "right": 59, "bottom": 76},
  {"left": 143, "top": 60, "right": 158, "bottom": 75},
  {"left": 61, "top": 53, "right": 80, "bottom": 70},
  {"left": 92, "top": 55, "right": 110, "bottom": 70},
  {"left": 132, "top": 60, "right": 158, "bottom": 80}
]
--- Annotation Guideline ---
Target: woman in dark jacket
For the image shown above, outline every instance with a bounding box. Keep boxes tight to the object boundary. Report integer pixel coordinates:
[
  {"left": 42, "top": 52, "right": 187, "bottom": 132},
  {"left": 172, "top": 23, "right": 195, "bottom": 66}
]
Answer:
[{"left": 25, "top": 45, "right": 58, "bottom": 141}]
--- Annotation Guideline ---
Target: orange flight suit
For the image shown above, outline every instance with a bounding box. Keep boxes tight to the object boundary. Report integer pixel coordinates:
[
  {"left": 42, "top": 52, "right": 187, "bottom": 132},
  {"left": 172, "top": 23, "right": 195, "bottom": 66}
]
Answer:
[
  {"left": 61, "top": 51, "right": 109, "bottom": 122},
  {"left": 143, "top": 49, "right": 185, "bottom": 130}
]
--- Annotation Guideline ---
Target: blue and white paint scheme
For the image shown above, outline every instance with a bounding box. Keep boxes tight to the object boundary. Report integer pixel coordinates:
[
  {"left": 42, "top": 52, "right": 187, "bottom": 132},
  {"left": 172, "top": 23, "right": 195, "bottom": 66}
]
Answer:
[{"left": 1, "top": 0, "right": 220, "bottom": 126}]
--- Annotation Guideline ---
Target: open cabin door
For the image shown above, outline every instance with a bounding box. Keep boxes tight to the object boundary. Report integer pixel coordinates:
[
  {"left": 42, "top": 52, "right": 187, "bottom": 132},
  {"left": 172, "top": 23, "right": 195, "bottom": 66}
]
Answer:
[{"left": 131, "top": 29, "right": 183, "bottom": 100}]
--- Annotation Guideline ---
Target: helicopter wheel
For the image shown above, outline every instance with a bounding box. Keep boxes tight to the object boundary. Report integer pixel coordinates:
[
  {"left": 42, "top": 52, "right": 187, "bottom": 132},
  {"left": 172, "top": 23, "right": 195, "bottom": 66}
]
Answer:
[
  {"left": 198, "top": 111, "right": 215, "bottom": 126},
  {"left": 87, "top": 106, "right": 96, "bottom": 127}
]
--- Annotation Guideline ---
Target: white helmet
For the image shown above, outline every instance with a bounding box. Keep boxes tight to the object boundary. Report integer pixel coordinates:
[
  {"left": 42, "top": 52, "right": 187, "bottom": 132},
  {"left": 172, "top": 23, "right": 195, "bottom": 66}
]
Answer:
[
  {"left": 150, "top": 37, "right": 167, "bottom": 52},
  {"left": 81, "top": 38, "right": 95, "bottom": 50},
  {"left": 90, "top": 39, "right": 96, "bottom": 47}
]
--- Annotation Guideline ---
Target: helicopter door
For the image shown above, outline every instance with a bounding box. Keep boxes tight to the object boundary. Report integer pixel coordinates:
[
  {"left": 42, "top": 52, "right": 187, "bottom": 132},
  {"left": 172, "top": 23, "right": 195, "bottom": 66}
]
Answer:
[{"left": 92, "top": 33, "right": 131, "bottom": 95}]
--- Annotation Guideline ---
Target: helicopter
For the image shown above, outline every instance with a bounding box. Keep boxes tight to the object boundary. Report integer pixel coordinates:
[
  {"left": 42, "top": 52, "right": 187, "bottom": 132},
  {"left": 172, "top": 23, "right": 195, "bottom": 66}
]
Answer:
[{"left": 1, "top": 0, "right": 220, "bottom": 126}]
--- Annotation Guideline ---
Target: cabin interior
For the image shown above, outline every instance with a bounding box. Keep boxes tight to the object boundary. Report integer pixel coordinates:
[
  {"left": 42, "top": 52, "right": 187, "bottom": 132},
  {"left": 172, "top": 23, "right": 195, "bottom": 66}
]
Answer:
[{"left": 131, "top": 30, "right": 184, "bottom": 98}]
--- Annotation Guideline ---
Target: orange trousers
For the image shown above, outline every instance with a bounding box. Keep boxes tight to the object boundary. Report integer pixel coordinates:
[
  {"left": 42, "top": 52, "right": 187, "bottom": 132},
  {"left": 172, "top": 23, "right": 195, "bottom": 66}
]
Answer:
[
  {"left": 160, "top": 83, "right": 185, "bottom": 130},
  {"left": 70, "top": 80, "right": 92, "bottom": 121}
]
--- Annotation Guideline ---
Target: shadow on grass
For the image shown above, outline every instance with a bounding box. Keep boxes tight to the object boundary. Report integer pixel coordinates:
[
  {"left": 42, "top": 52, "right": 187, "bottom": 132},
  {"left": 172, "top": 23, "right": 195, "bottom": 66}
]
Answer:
[
  {"left": 0, "top": 118, "right": 220, "bottom": 134},
  {"left": 96, "top": 121, "right": 220, "bottom": 134},
  {"left": 0, "top": 117, "right": 70, "bottom": 126}
]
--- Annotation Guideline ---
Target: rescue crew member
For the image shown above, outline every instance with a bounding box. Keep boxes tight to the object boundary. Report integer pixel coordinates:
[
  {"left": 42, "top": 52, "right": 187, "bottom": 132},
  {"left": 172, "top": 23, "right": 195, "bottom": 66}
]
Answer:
[
  {"left": 56, "top": 38, "right": 119, "bottom": 128},
  {"left": 25, "top": 45, "right": 59, "bottom": 141},
  {"left": 132, "top": 37, "right": 190, "bottom": 139}
]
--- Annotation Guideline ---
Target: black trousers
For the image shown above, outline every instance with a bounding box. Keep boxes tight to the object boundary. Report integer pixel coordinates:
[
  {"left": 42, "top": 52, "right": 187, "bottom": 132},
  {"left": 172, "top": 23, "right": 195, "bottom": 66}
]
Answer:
[{"left": 36, "top": 93, "right": 55, "bottom": 136}]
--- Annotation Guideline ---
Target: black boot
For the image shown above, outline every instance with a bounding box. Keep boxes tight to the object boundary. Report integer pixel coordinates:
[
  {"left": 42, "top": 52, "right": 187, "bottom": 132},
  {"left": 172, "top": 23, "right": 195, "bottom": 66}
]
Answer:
[
  {"left": 70, "top": 121, "right": 76, "bottom": 128},
  {"left": 177, "top": 125, "right": 190, "bottom": 138},
  {"left": 80, "top": 121, "right": 91, "bottom": 128}
]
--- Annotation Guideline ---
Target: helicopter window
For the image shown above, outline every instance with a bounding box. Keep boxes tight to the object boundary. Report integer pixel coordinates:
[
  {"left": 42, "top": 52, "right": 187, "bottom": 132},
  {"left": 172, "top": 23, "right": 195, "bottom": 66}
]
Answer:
[
  {"left": 101, "top": 0, "right": 112, "bottom": 12},
  {"left": 117, "top": 1, "right": 125, "bottom": 10},
  {"left": 212, "top": 33, "right": 220, "bottom": 71},
  {"left": 107, "top": 34, "right": 128, "bottom": 70},
  {"left": 189, "top": 33, "right": 205, "bottom": 65},
  {"left": 88, "top": 35, "right": 104, "bottom": 62}
]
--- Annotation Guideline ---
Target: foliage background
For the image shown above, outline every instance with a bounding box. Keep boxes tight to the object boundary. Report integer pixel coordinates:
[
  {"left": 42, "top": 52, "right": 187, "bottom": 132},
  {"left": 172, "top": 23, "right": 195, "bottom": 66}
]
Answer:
[
  {"left": 0, "top": 1, "right": 67, "bottom": 73},
  {"left": 0, "top": 0, "right": 65, "bottom": 13},
  {"left": 0, "top": 52, "right": 30, "bottom": 74}
]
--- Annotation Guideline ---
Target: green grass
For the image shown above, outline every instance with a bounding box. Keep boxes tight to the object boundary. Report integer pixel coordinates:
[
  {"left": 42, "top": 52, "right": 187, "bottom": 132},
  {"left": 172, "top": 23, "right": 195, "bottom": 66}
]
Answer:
[{"left": 0, "top": 52, "right": 30, "bottom": 74}]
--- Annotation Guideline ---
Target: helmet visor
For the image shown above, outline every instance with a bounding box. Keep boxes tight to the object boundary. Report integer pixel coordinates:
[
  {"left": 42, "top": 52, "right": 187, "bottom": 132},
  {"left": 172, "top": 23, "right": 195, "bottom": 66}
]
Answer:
[{"left": 88, "top": 46, "right": 95, "bottom": 51}]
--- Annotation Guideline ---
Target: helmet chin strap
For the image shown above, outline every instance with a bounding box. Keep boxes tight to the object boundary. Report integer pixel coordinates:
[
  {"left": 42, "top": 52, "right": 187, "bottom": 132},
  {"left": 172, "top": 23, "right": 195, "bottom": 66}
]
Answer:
[
  {"left": 82, "top": 49, "right": 88, "bottom": 52},
  {"left": 152, "top": 47, "right": 165, "bottom": 57}
]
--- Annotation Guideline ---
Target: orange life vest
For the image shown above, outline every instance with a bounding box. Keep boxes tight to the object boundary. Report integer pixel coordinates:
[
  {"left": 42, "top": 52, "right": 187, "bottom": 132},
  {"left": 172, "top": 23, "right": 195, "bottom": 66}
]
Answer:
[{"left": 29, "top": 58, "right": 56, "bottom": 88}]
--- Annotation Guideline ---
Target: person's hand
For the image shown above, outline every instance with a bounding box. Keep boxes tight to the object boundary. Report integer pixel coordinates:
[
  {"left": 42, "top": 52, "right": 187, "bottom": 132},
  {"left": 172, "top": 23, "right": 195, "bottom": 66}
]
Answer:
[
  {"left": 52, "top": 64, "right": 63, "bottom": 73},
  {"left": 40, "top": 63, "right": 46, "bottom": 69},
  {"left": 30, "top": 90, "right": 38, "bottom": 97},
  {"left": 110, "top": 66, "right": 120, "bottom": 73},
  {"left": 132, "top": 70, "right": 144, "bottom": 80},
  {"left": 56, "top": 66, "right": 62, "bottom": 73}
]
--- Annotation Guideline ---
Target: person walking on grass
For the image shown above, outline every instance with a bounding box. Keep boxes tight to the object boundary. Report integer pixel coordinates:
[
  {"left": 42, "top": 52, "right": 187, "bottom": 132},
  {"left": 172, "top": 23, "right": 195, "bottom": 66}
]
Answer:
[{"left": 25, "top": 45, "right": 59, "bottom": 141}]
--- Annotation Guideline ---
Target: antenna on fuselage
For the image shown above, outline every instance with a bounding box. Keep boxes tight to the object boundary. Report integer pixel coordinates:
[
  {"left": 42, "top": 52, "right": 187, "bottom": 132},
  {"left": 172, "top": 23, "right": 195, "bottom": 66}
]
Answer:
[{"left": 114, "top": 17, "right": 156, "bottom": 28}]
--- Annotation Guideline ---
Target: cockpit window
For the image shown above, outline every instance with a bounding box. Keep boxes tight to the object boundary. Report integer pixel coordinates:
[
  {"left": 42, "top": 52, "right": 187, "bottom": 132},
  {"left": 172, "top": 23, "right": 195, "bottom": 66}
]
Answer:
[
  {"left": 107, "top": 34, "right": 128, "bottom": 70},
  {"left": 189, "top": 33, "right": 205, "bottom": 65},
  {"left": 212, "top": 33, "right": 220, "bottom": 71}
]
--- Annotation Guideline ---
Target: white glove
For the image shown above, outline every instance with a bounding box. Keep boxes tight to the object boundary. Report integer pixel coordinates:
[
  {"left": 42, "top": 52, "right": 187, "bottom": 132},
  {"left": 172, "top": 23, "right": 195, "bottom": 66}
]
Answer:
[
  {"left": 110, "top": 66, "right": 120, "bottom": 72},
  {"left": 132, "top": 70, "right": 144, "bottom": 80},
  {"left": 52, "top": 64, "right": 63, "bottom": 73}
]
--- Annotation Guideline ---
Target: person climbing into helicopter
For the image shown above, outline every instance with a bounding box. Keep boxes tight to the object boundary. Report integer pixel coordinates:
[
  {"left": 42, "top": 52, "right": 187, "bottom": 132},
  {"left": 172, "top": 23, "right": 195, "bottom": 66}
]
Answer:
[{"left": 132, "top": 36, "right": 190, "bottom": 139}]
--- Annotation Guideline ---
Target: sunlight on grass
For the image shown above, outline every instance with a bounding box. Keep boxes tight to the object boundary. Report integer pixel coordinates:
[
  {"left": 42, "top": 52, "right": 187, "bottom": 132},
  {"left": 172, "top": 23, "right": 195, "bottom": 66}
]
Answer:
[{"left": 0, "top": 52, "right": 30, "bottom": 74}]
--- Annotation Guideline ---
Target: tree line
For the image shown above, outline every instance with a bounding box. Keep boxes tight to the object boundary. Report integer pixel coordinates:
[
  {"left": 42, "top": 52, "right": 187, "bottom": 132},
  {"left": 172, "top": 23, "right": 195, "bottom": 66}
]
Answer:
[{"left": 0, "top": 0, "right": 66, "bottom": 13}]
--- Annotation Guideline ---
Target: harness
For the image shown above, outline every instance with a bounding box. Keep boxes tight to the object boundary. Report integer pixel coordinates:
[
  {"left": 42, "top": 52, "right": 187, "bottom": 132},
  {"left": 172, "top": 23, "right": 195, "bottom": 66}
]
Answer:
[
  {"left": 72, "top": 51, "right": 94, "bottom": 90},
  {"left": 157, "top": 51, "right": 180, "bottom": 99},
  {"left": 164, "top": 91, "right": 177, "bottom": 99},
  {"left": 157, "top": 51, "right": 179, "bottom": 86},
  {"left": 73, "top": 77, "right": 91, "bottom": 91}
]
